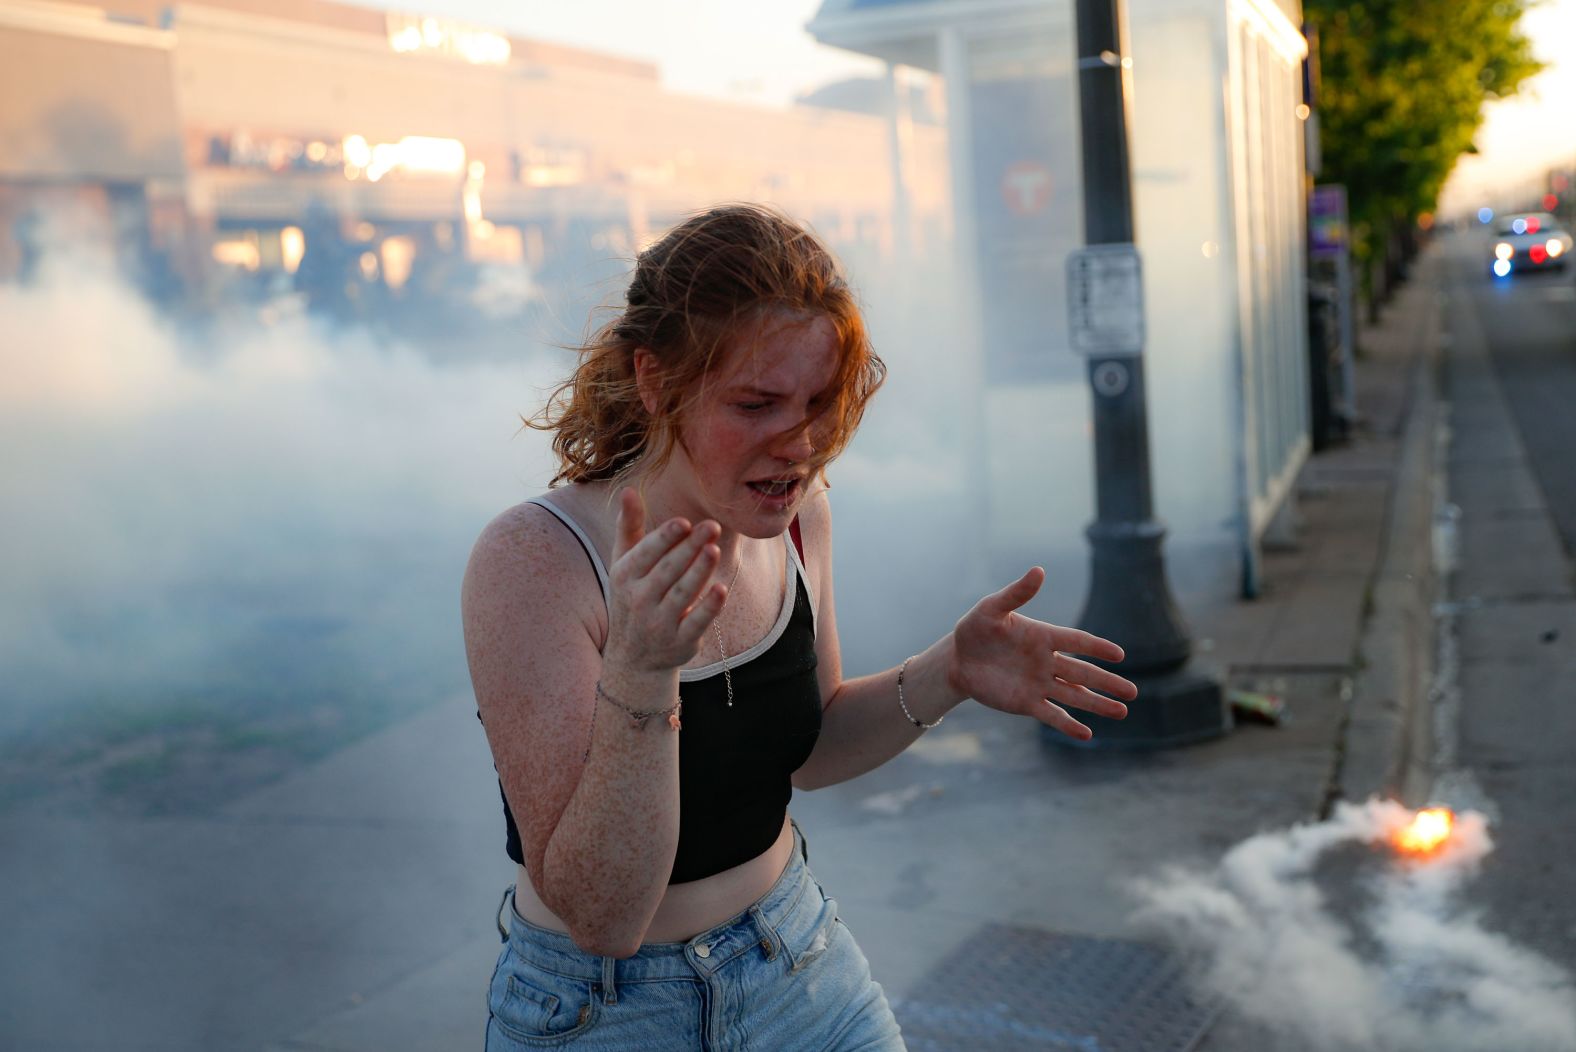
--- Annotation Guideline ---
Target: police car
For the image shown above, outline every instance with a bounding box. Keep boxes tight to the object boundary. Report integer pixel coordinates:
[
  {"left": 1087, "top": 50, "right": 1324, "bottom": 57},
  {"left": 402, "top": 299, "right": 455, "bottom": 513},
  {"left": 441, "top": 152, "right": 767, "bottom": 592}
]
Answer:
[{"left": 1491, "top": 212, "right": 1573, "bottom": 276}]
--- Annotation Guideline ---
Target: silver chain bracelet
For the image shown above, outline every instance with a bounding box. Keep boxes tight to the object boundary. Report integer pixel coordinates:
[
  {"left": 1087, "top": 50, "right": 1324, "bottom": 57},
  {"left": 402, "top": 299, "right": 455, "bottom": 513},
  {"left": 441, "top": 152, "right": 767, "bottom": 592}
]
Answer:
[{"left": 595, "top": 681, "right": 682, "bottom": 731}]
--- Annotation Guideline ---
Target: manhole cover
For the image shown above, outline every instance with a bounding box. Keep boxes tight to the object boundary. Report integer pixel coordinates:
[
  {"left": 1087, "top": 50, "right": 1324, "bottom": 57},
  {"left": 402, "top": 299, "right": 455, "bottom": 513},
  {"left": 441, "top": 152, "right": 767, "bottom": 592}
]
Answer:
[{"left": 891, "top": 924, "right": 1218, "bottom": 1051}]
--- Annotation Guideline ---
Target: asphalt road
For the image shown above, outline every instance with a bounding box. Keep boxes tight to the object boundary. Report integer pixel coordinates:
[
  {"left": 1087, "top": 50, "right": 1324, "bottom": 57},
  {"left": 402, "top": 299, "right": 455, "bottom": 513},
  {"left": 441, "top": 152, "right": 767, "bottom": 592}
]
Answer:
[
  {"left": 1459, "top": 237, "right": 1576, "bottom": 556},
  {"left": 1439, "top": 230, "right": 1576, "bottom": 976}
]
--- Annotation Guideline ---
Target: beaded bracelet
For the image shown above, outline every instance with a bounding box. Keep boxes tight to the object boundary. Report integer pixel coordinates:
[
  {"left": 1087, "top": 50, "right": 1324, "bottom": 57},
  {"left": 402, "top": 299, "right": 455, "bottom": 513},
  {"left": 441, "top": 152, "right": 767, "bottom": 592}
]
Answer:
[
  {"left": 897, "top": 656, "right": 943, "bottom": 730},
  {"left": 595, "top": 681, "right": 683, "bottom": 731}
]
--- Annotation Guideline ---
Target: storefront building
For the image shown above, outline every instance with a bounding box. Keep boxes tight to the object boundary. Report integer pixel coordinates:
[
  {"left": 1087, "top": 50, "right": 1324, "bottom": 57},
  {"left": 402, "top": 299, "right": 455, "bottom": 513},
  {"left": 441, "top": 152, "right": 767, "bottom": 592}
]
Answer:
[{"left": 1, "top": 0, "right": 949, "bottom": 329}]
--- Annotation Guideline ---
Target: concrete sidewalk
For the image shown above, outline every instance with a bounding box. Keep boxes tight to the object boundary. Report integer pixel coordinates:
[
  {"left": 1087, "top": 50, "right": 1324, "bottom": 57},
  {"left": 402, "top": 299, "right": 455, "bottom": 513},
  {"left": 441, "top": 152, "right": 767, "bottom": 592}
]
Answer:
[{"left": 0, "top": 260, "right": 1445, "bottom": 1052}]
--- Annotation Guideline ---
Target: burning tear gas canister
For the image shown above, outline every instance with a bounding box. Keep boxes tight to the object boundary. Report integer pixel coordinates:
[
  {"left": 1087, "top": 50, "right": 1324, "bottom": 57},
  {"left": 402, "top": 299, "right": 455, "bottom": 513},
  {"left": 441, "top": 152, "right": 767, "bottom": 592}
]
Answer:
[{"left": 1389, "top": 806, "right": 1456, "bottom": 857}]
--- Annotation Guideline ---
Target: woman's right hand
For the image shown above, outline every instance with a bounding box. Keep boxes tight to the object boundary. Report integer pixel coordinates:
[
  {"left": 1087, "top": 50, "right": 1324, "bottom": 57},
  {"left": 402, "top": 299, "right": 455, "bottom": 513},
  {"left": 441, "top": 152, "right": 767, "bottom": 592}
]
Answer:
[{"left": 602, "top": 487, "right": 729, "bottom": 674}]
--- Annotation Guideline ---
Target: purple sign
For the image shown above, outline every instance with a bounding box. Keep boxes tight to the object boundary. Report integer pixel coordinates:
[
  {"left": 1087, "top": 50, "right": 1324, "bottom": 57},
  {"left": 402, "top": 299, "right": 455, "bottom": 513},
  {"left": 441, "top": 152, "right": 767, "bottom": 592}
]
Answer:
[{"left": 1309, "top": 184, "right": 1349, "bottom": 260}]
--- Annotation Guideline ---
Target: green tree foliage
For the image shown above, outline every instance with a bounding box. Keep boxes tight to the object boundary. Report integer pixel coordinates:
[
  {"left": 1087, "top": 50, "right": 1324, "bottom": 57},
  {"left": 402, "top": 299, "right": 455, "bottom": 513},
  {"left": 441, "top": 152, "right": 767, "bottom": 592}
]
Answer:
[{"left": 1306, "top": 0, "right": 1544, "bottom": 259}]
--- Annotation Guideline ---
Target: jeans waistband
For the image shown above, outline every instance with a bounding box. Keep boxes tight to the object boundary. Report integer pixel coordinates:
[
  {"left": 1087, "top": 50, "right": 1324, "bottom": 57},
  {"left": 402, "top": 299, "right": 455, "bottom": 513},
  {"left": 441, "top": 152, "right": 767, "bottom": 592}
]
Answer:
[{"left": 500, "top": 822, "right": 819, "bottom": 986}]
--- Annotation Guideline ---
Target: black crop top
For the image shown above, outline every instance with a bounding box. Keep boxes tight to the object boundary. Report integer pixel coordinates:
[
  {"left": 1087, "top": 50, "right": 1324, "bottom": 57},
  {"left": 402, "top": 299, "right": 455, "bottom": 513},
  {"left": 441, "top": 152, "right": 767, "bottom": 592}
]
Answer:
[{"left": 493, "top": 507, "right": 823, "bottom": 884}]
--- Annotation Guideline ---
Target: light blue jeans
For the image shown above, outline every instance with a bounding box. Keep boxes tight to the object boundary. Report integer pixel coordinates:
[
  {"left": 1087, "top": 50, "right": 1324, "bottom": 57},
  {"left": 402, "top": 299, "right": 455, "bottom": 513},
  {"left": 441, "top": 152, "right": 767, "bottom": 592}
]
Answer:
[{"left": 486, "top": 826, "right": 905, "bottom": 1050}]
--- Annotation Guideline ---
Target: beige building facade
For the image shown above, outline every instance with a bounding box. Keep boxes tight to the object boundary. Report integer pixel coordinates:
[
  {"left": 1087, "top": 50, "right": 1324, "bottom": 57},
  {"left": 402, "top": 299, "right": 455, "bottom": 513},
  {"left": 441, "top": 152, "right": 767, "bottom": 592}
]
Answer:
[{"left": 0, "top": 0, "right": 949, "bottom": 313}]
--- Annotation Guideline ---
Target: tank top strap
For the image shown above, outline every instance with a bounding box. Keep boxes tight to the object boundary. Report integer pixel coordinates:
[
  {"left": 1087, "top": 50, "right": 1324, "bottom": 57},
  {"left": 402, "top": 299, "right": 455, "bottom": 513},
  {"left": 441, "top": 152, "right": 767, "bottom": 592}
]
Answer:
[
  {"left": 522, "top": 497, "right": 612, "bottom": 607},
  {"left": 783, "top": 526, "right": 816, "bottom": 635}
]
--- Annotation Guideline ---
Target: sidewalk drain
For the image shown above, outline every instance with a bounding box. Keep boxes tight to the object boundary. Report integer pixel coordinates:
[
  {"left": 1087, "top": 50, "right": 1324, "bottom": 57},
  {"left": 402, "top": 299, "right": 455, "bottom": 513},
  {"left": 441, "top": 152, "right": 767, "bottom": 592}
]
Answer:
[{"left": 890, "top": 924, "right": 1218, "bottom": 1051}]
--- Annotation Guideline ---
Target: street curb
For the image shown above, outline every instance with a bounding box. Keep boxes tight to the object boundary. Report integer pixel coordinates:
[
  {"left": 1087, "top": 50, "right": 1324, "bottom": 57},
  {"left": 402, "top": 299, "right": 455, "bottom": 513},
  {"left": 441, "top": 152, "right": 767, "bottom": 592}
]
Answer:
[{"left": 1332, "top": 266, "right": 1442, "bottom": 810}]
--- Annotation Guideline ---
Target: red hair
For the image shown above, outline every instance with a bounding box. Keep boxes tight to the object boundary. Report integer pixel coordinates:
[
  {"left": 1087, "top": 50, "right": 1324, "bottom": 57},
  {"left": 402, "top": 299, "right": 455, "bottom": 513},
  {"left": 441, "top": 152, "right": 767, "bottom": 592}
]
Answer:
[{"left": 525, "top": 203, "right": 885, "bottom": 486}]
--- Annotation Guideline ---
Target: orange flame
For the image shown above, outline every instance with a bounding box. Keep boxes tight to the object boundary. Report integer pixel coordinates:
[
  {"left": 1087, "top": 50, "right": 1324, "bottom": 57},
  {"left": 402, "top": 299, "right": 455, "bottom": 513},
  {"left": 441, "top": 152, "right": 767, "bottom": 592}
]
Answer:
[{"left": 1392, "top": 807, "right": 1455, "bottom": 855}]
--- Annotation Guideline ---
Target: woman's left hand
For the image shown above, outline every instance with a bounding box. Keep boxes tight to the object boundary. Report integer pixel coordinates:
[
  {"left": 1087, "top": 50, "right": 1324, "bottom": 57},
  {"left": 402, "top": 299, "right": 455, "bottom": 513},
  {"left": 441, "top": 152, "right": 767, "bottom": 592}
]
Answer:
[{"left": 948, "top": 567, "right": 1138, "bottom": 742}]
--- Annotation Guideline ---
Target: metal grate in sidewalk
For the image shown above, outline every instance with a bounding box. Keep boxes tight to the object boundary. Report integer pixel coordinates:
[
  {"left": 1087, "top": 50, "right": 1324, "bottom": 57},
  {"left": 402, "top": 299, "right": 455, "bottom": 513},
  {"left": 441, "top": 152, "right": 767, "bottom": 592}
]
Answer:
[{"left": 890, "top": 924, "right": 1219, "bottom": 1052}]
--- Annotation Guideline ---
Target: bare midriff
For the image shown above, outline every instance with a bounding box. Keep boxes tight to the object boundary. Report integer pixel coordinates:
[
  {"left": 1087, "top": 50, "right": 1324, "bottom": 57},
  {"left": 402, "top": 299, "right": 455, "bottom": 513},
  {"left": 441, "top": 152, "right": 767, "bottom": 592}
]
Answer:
[{"left": 511, "top": 815, "right": 795, "bottom": 946}]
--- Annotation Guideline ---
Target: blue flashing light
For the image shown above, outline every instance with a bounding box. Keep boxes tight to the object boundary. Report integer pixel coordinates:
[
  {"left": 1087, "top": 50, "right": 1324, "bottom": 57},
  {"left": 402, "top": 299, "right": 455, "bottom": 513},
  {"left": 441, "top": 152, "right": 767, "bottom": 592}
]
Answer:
[
  {"left": 1479, "top": 207, "right": 1495, "bottom": 224},
  {"left": 1513, "top": 218, "right": 1529, "bottom": 235},
  {"left": 1493, "top": 259, "right": 1512, "bottom": 277}
]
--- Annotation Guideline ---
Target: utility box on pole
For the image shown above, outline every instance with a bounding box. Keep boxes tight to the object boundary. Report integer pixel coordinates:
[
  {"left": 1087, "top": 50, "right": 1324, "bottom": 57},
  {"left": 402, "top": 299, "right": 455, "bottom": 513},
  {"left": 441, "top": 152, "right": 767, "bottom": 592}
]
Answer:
[{"left": 810, "top": 0, "right": 1311, "bottom": 624}]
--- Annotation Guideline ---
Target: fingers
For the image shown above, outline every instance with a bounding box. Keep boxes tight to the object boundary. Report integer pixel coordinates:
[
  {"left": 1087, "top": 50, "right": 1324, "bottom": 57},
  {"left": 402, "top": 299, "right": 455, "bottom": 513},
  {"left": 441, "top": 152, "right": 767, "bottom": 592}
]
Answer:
[
  {"left": 610, "top": 490, "right": 731, "bottom": 601},
  {"left": 661, "top": 540, "right": 721, "bottom": 614},
  {"left": 611, "top": 487, "right": 647, "bottom": 562},
  {"left": 614, "top": 518, "right": 689, "bottom": 581},
  {"left": 1036, "top": 699, "right": 1094, "bottom": 742},
  {"left": 648, "top": 521, "right": 720, "bottom": 602},
  {"left": 1051, "top": 651, "right": 1139, "bottom": 701},
  {"left": 1004, "top": 674, "right": 1125, "bottom": 732},
  {"left": 1046, "top": 677, "right": 1130, "bottom": 720},
  {"left": 1030, "top": 678, "right": 1129, "bottom": 741},
  {"left": 1052, "top": 626, "right": 1127, "bottom": 665},
  {"left": 610, "top": 497, "right": 723, "bottom": 623},
  {"left": 983, "top": 584, "right": 1125, "bottom": 665},
  {"left": 982, "top": 566, "right": 1046, "bottom": 615},
  {"left": 676, "top": 580, "right": 729, "bottom": 643}
]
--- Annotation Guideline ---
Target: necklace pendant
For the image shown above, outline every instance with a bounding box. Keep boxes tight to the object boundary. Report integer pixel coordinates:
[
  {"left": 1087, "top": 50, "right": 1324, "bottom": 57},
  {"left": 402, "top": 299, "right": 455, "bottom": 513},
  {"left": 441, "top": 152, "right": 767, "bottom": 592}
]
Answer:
[{"left": 668, "top": 711, "right": 682, "bottom": 731}]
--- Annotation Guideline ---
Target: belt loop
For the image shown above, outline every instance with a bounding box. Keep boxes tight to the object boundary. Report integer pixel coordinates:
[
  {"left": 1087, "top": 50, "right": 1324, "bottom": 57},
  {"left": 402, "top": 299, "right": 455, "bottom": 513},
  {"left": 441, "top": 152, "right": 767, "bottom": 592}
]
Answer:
[
  {"left": 749, "top": 904, "right": 780, "bottom": 962},
  {"left": 601, "top": 954, "right": 618, "bottom": 1005},
  {"left": 496, "top": 886, "right": 513, "bottom": 943}
]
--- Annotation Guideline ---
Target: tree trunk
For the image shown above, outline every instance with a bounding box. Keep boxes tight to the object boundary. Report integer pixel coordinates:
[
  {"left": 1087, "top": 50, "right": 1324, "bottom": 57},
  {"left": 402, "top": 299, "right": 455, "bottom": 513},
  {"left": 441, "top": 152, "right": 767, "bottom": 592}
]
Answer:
[
  {"left": 1382, "top": 220, "right": 1405, "bottom": 294},
  {"left": 1366, "top": 254, "right": 1382, "bottom": 325}
]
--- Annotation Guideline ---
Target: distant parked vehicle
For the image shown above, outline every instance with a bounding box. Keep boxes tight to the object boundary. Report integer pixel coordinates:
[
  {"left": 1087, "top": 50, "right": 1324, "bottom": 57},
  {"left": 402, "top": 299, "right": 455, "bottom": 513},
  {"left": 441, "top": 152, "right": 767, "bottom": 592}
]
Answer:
[{"left": 1490, "top": 212, "right": 1572, "bottom": 276}]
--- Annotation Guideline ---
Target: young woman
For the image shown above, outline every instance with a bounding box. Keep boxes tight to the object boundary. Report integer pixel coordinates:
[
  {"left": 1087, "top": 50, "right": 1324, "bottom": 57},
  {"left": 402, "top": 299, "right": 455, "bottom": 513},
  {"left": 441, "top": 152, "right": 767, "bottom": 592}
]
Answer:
[{"left": 461, "top": 204, "right": 1137, "bottom": 1050}]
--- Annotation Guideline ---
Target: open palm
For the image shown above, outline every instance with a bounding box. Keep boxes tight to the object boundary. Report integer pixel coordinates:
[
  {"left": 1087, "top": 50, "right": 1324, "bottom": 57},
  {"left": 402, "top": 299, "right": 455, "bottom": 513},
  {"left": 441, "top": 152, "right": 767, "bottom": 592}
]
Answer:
[{"left": 949, "top": 567, "right": 1138, "bottom": 741}]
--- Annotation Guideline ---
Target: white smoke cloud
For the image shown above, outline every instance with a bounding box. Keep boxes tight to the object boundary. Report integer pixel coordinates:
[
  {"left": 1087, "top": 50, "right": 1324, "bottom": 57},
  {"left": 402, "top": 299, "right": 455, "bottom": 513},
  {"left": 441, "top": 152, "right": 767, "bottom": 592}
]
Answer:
[
  {"left": 0, "top": 226, "right": 995, "bottom": 746},
  {"left": 0, "top": 240, "right": 565, "bottom": 737},
  {"left": 1132, "top": 797, "right": 1576, "bottom": 1052}
]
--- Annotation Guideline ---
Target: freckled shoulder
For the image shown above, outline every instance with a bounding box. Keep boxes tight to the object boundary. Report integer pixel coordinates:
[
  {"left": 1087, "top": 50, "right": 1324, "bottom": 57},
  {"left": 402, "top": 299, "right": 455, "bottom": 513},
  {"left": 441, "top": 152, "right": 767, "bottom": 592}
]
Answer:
[
  {"left": 461, "top": 499, "right": 610, "bottom": 666},
  {"left": 532, "top": 483, "right": 622, "bottom": 572}
]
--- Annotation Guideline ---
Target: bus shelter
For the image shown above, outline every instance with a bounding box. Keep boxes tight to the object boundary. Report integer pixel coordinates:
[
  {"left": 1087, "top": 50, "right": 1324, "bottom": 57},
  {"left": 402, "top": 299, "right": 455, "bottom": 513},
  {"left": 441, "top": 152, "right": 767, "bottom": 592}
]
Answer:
[{"left": 811, "top": 0, "right": 1311, "bottom": 607}]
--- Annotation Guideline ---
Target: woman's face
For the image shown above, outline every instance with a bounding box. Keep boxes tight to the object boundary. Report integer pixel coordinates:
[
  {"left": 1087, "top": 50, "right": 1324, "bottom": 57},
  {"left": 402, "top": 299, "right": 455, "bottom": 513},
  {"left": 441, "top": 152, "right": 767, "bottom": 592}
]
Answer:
[{"left": 648, "top": 313, "right": 842, "bottom": 537}]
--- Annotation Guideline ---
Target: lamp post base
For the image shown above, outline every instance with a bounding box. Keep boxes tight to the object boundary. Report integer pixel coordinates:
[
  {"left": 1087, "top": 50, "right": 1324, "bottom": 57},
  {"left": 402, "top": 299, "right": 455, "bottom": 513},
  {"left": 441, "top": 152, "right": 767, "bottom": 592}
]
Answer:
[{"left": 1043, "top": 664, "right": 1230, "bottom": 750}]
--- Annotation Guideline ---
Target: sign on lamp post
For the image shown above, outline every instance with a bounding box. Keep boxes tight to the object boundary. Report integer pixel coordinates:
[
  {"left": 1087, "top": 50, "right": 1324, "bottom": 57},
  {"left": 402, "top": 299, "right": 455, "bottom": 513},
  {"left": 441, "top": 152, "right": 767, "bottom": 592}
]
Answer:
[{"left": 1051, "top": 0, "right": 1230, "bottom": 749}]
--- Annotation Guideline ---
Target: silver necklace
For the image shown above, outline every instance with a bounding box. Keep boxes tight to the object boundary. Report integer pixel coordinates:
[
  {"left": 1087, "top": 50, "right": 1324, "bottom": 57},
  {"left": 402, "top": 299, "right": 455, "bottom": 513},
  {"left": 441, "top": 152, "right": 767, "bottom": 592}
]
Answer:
[{"left": 713, "top": 555, "right": 743, "bottom": 707}]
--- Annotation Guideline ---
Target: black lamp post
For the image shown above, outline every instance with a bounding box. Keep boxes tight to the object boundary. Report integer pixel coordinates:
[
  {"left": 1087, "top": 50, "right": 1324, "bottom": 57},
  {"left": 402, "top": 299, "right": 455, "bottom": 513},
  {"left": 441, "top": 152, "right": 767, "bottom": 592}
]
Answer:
[{"left": 1048, "top": 0, "right": 1230, "bottom": 748}]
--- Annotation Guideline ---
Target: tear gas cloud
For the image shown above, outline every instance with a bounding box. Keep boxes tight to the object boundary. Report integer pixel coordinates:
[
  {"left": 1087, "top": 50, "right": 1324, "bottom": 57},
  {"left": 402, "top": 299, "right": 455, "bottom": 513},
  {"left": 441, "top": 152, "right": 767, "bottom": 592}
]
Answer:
[
  {"left": 1133, "top": 797, "right": 1576, "bottom": 1052},
  {"left": 0, "top": 226, "right": 988, "bottom": 775},
  {"left": 1, "top": 244, "right": 552, "bottom": 744}
]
